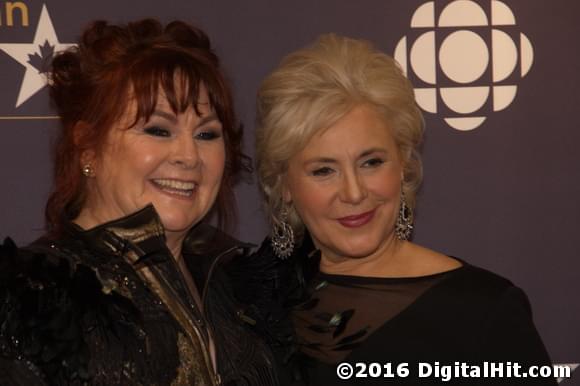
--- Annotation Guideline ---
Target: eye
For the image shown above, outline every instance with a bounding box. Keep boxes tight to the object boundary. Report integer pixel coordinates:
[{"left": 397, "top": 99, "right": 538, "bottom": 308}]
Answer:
[
  {"left": 195, "top": 128, "right": 222, "bottom": 141},
  {"left": 362, "top": 157, "right": 385, "bottom": 168},
  {"left": 311, "top": 166, "right": 334, "bottom": 177},
  {"left": 144, "top": 126, "right": 171, "bottom": 137}
]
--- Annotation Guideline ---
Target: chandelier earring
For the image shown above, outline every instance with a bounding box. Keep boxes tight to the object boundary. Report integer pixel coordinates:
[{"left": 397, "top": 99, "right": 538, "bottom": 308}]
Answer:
[
  {"left": 395, "top": 191, "right": 413, "bottom": 241},
  {"left": 82, "top": 164, "right": 95, "bottom": 177},
  {"left": 271, "top": 205, "right": 295, "bottom": 259}
]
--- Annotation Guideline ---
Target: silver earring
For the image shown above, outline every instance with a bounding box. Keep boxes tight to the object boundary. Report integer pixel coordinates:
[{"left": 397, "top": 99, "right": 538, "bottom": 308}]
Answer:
[
  {"left": 395, "top": 192, "right": 413, "bottom": 241},
  {"left": 82, "top": 164, "right": 94, "bottom": 177},
  {"left": 271, "top": 206, "right": 295, "bottom": 259}
]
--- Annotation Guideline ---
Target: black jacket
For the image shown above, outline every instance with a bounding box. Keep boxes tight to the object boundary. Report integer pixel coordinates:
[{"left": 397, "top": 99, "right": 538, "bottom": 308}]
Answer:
[{"left": 0, "top": 205, "right": 277, "bottom": 386}]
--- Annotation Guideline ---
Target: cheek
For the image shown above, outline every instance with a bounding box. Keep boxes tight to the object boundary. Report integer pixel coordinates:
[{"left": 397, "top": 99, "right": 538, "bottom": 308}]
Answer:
[
  {"left": 368, "top": 168, "right": 402, "bottom": 199},
  {"left": 289, "top": 179, "right": 331, "bottom": 223},
  {"left": 100, "top": 141, "right": 161, "bottom": 196},
  {"left": 203, "top": 145, "right": 226, "bottom": 185},
  {"left": 124, "top": 140, "right": 171, "bottom": 181},
  {"left": 139, "top": 152, "right": 161, "bottom": 169}
]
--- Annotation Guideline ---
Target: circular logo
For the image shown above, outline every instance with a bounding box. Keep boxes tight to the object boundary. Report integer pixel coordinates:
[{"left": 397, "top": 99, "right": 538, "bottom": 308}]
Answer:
[{"left": 394, "top": 0, "right": 534, "bottom": 131}]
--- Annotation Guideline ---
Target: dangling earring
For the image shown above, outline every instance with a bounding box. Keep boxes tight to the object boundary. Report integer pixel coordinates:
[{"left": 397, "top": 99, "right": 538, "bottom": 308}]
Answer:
[
  {"left": 395, "top": 191, "right": 413, "bottom": 241},
  {"left": 271, "top": 205, "right": 295, "bottom": 259},
  {"left": 82, "top": 164, "right": 94, "bottom": 177}
]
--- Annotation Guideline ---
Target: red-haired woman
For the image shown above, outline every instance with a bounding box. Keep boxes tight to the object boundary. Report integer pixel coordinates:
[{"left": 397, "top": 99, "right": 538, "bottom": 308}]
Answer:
[{"left": 0, "top": 19, "right": 276, "bottom": 385}]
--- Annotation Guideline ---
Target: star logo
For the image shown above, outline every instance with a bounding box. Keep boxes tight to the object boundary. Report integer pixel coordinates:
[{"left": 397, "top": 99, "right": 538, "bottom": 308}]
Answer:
[
  {"left": 557, "top": 363, "right": 579, "bottom": 384},
  {"left": 0, "top": 4, "right": 74, "bottom": 108}
]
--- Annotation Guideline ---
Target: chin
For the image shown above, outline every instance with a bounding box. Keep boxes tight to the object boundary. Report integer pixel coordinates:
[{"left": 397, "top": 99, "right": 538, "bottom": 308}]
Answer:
[
  {"left": 333, "top": 236, "right": 384, "bottom": 259},
  {"left": 158, "top": 211, "right": 199, "bottom": 233},
  {"left": 338, "top": 246, "right": 380, "bottom": 259},
  {"left": 333, "top": 220, "right": 397, "bottom": 256}
]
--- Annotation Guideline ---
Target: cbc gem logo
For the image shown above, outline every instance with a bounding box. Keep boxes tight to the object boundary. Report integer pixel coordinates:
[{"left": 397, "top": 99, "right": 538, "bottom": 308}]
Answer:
[{"left": 394, "top": 0, "right": 533, "bottom": 131}]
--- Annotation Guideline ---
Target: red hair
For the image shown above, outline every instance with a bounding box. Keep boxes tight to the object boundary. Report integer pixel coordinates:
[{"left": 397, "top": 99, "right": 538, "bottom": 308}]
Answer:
[{"left": 47, "top": 19, "right": 249, "bottom": 236}]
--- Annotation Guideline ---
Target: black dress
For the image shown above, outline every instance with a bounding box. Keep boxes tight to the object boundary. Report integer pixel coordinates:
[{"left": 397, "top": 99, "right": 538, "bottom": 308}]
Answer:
[
  {"left": 234, "top": 238, "right": 557, "bottom": 386},
  {"left": 0, "top": 206, "right": 277, "bottom": 386},
  {"left": 294, "top": 262, "right": 557, "bottom": 385}
]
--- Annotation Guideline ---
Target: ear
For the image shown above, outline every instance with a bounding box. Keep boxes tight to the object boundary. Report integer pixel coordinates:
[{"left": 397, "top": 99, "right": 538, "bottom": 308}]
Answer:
[
  {"left": 281, "top": 176, "right": 292, "bottom": 204},
  {"left": 80, "top": 149, "right": 96, "bottom": 168},
  {"left": 73, "top": 121, "right": 97, "bottom": 168},
  {"left": 72, "top": 120, "right": 90, "bottom": 146}
]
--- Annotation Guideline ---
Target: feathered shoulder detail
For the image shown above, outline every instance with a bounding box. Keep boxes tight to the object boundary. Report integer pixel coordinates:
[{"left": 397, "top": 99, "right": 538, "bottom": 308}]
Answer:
[
  {"left": 0, "top": 237, "right": 140, "bottom": 385},
  {"left": 226, "top": 235, "right": 319, "bottom": 383}
]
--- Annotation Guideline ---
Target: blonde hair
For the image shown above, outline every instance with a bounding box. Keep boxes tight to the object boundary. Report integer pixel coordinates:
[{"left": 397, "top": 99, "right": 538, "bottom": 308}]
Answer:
[{"left": 256, "top": 34, "right": 424, "bottom": 239}]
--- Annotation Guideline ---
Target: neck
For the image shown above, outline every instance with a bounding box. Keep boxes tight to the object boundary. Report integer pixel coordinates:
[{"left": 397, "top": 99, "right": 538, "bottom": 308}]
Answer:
[
  {"left": 73, "top": 206, "right": 107, "bottom": 230},
  {"left": 166, "top": 230, "right": 186, "bottom": 260},
  {"left": 318, "top": 234, "right": 405, "bottom": 277}
]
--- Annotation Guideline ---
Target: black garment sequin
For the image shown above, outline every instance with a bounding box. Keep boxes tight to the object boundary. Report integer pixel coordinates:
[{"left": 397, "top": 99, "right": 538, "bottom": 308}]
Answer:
[{"left": 0, "top": 205, "right": 277, "bottom": 386}]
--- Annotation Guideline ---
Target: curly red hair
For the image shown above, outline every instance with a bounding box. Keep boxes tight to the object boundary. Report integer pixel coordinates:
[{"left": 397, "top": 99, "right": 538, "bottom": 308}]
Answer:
[{"left": 46, "top": 19, "right": 249, "bottom": 236}]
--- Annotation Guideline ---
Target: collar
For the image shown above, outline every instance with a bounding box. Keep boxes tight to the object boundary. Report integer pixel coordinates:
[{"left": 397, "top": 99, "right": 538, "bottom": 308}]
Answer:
[
  {"left": 64, "top": 205, "right": 169, "bottom": 265},
  {"left": 63, "top": 204, "right": 253, "bottom": 267}
]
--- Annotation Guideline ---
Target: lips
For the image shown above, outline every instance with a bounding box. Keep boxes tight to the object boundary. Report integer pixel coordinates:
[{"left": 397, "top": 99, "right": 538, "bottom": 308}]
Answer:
[
  {"left": 151, "top": 178, "right": 197, "bottom": 198},
  {"left": 337, "top": 208, "right": 376, "bottom": 228}
]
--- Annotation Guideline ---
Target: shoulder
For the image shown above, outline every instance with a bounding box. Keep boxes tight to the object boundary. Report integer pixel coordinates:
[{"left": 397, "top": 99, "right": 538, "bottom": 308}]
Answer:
[
  {"left": 447, "top": 260, "right": 517, "bottom": 297},
  {"left": 426, "top": 258, "right": 535, "bottom": 326},
  {"left": 0, "top": 237, "right": 86, "bottom": 381},
  {"left": 0, "top": 233, "right": 131, "bottom": 317},
  {"left": 398, "top": 242, "right": 462, "bottom": 276},
  {"left": 454, "top": 262, "right": 534, "bottom": 318},
  {"left": 0, "top": 235, "right": 112, "bottom": 298},
  {"left": 401, "top": 242, "right": 514, "bottom": 297},
  {"left": 0, "top": 237, "right": 139, "bottom": 383},
  {"left": 446, "top": 262, "right": 553, "bottom": 366},
  {"left": 0, "top": 236, "right": 77, "bottom": 292}
]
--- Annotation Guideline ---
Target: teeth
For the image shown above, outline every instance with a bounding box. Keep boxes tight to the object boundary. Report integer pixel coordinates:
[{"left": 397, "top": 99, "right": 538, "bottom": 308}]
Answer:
[
  {"left": 152, "top": 179, "right": 196, "bottom": 190},
  {"left": 163, "top": 189, "right": 192, "bottom": 197}
]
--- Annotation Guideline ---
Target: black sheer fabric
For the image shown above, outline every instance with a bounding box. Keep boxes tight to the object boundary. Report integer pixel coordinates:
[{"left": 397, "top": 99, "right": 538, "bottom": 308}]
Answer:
[
  {"left": 287, "top": 254, "right": 556, "bottom": 385},
  {"left": 293, "top": 264, "right": 461, "bottom": 364}
]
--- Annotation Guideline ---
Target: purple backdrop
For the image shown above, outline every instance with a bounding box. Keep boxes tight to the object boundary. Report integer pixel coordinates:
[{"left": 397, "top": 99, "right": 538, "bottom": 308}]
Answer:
[{"left": 1, "top": 0, "right": 578, "bottom": 383}]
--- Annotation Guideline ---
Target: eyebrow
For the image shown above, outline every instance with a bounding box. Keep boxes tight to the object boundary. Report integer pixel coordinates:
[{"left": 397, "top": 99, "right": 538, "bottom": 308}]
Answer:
[
  {"left": 150, "top": 110, "right": 220, "bottom": 127},
  {"left": 303, "top": 147, "right": 388, "bottom": 165},
  {"left": 196, "top": 113, "right": 220, "bottom": 128},
  {"left": 360, "top": 147, "right": 388, "bottom": 157},
  {"left": 151, "top": 110, "right": 177, "bottom": 123}
]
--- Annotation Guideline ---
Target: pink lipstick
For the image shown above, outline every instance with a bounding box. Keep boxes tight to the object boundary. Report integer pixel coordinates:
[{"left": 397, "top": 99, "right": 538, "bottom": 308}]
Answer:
[{"left": 337, "top": 208, "right": 376, "bottom": 228}]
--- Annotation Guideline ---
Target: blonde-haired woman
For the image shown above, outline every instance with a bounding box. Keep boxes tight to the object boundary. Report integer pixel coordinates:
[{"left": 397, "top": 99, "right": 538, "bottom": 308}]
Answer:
[{"left": 250, "top": 34, "right": 556, "bottom": 385}]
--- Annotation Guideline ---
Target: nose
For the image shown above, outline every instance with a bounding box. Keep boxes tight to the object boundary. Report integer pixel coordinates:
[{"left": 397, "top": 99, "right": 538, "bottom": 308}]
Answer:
[
  {"left": 170, "top": 135, "right": 200, "bottom": 169},
  {"left": 338, "top": 168, "right": 367, "bottom": 205}
]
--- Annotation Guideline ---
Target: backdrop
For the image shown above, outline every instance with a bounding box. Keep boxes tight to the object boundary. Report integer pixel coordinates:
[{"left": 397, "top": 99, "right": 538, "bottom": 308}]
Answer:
[{"left": 1, "top": 0, "right": 578, "bottom": 383}]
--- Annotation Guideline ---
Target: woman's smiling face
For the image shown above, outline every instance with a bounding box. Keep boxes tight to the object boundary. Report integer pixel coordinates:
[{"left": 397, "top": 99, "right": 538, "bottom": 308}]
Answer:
[
  {"left": 80, "top": 84, "right": 225, "bottom": 242},
  {"left": 284, "top": 104, "right": 404, "bottom": 262}
]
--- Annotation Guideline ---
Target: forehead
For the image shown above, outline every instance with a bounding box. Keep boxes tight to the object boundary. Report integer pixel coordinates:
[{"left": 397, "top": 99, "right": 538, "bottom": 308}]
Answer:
[
  {"left": 153, "top": 83, "right": 212, "bottom": 112},
  {"left": 121, "top": 81, "right": 215, "bottom": 123},
  {"left": 298, "top": 105, "right": 397, "bottom": 158}
]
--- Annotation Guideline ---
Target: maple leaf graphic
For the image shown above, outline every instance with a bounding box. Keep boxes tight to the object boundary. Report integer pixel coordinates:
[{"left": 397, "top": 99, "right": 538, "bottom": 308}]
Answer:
[{"left": 27, "top": 40, "right": 55, "bottom": 74}]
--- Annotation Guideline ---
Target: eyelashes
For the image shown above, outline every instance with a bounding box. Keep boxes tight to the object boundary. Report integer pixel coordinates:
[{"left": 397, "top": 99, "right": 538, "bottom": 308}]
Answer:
[
  {"left": 362, "top": 158, "right": 385, "bottom": 168},
  {"left": 310, "top": 158, "right": 386, "bottom": 177},
  {"left": 142, "top": 126, "right": 222, "bottom": 141},
  {"left": 144, "top": 126, "right": 171, "bottom": 137},
  {"left": 195, "top": 130, "right": 222, "bottom": 141},
  {"left": 311, "top": 166, "right": 334, "bottom": 177}
]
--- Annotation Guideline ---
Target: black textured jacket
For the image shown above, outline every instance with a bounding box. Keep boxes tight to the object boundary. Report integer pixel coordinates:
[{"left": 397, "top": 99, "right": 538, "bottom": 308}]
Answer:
[{"left": 0, "top": 205, "right": 277, "bottom": 386}]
